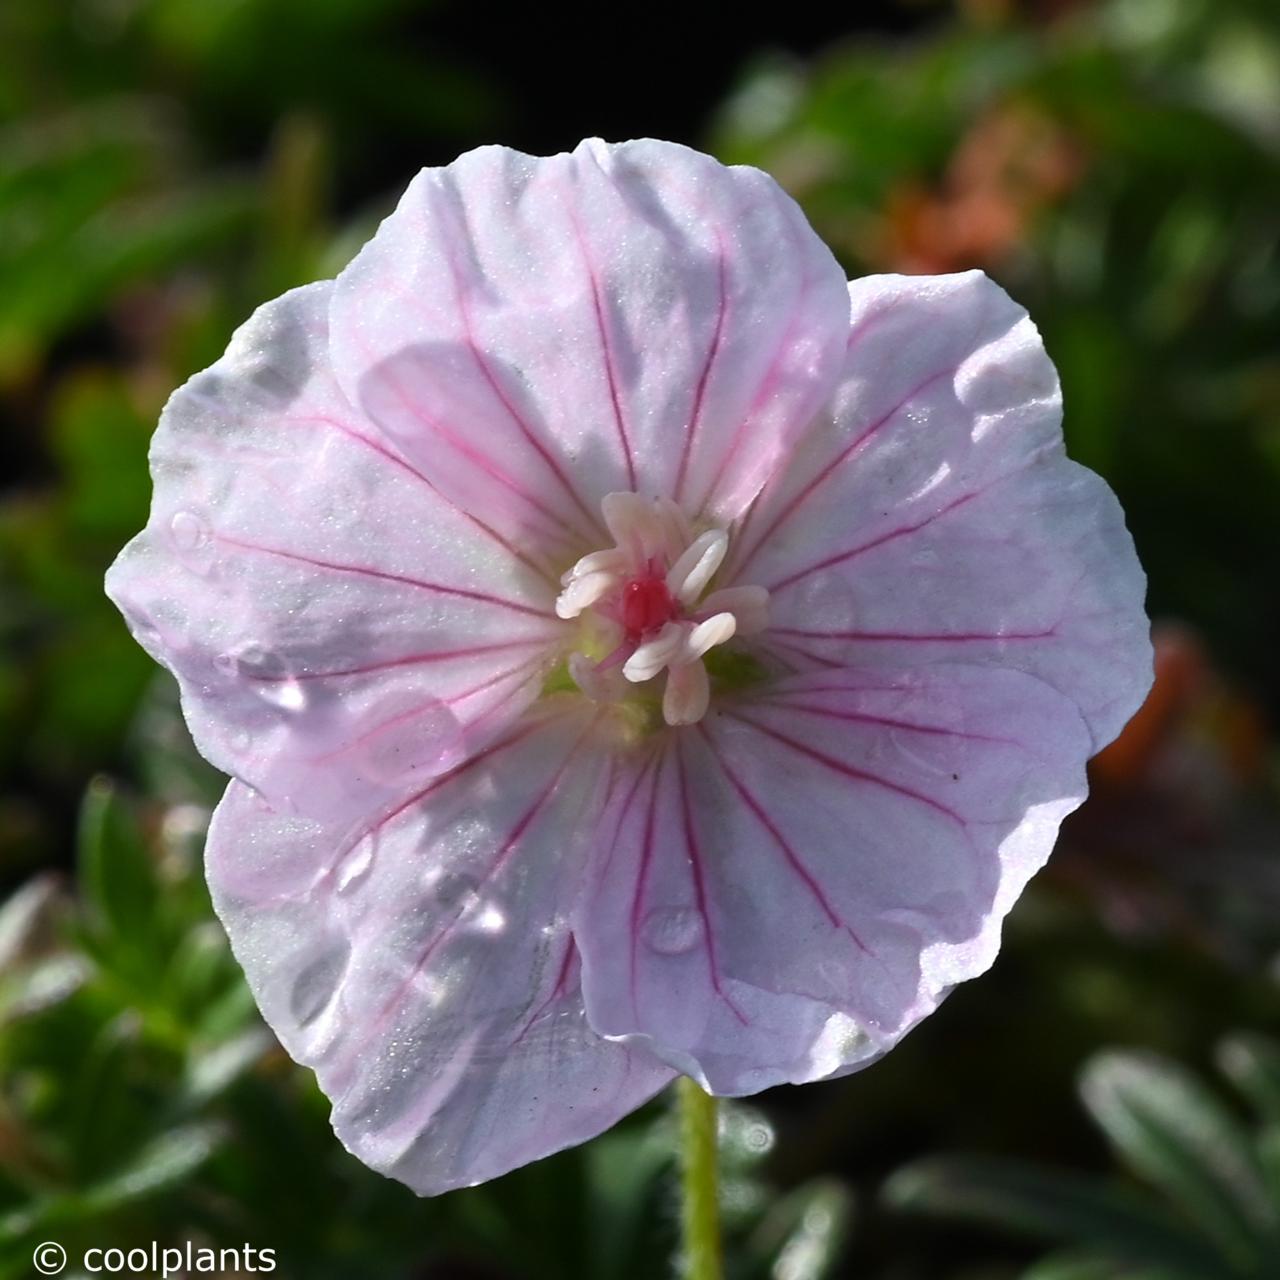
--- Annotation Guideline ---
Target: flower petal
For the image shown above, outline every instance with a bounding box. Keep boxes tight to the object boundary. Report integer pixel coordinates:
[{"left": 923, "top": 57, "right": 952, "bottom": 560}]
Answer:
[
  {"left": 574, "top": 664, "right": 1090, "bottom": 1094},
  {"left": 329, "top": 139, "right": 850, "bottom": 536},
  {"left": 106, "top": 282, "right": 560, "bottom": 820},
  {"left": 206, "top": 702, "right": 674, "bottom": 1194},
  {"left": 731, "top": 271, "right": 1151, "bottom": 750}
]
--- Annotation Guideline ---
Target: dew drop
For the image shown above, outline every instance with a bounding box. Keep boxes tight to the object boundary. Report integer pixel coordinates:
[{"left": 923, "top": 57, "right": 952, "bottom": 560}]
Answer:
[
  {"left": 169, "top": 509, "right": 209, "bottom": 552},
  {"left": 223, "top": 642, "right": 276, "bottom": 675},
  {"left": 256, "top": 679, "right": 307, "bottom": 713},
  {"left": 336, "top": 837, "right": 376, "bottom": 895},
  {"left": 888, "top": 727, "right": 953, "bottom": 778},
  {"left": 431, "top": 872, "right": 480, "bottom": 914},
  {"left": 642, "top": 905, "right": 704, "bottom": 956},
  {"left": 473, "top": 902, "right": 506, "bottom": 934},
  {"left": 288, "top": 941, "right": 349, "bottom": 1027},
  {"left": 359, "top": 699, "right": 460, "bottom": 785}
]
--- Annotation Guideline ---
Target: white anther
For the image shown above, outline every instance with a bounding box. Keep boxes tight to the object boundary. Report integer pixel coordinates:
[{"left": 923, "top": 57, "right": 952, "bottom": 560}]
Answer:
[
  {"left": 560, "top": 493, "right": 772, "bottom": 725},
  {"left": 555, "top": 570, "right": 618, "bottom": 619},
  {"left": 602, "top": 491, "right": 665, "bottom": 560},
  {"left": 663, "top": 660, "right": 710, "bottom": 726},
  {"left": 699, "top": 585, "right": 770, "bottom": 636},
  {"left": 683, "top": 612, "right": 736, "bottom": 663},
  {"left": 622, "top": 622, "right": 686, "bottom": 683},
  {"left": 560, "top": 547, "right": 626, "bottom": 585},
  {"left": 666, "top": 529, "right": 728, "bottom": 606}
]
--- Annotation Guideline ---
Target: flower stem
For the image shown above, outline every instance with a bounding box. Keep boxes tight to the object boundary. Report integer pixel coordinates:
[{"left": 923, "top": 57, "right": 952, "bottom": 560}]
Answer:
[{"left": 677, "top": 1076, "right": 722, "bottom": 1280}]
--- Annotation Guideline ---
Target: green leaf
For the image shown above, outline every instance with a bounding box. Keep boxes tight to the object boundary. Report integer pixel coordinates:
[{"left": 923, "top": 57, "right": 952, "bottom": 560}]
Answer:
[
  {"left": 583, "top": 1116, "right": 674, "bottom": 1280},
  {"left": 1022, "top": 1251, "right": 1188, "bottom": 1280},
  {"left": 1218, "top": 1035, "right": 1280, "bottom": 1127},
  {"left": 885, "top": 1155, "right": 1233, "bottom": 1279},
  {"left": 1081, "top": 1052, "right": 1277, "bottom": 1268},
  {"left": 743, "top": 1179, "right": 852, "bottom": 1280},
  {"left": 74, "top": 1122, "right": 222, "bottom": 1214},
  {"left": 76, "top": 778, "right": 159, "bottom": 955},
  {"left": 181, "top": 1027, "right": 271, "bottom": 1107}
]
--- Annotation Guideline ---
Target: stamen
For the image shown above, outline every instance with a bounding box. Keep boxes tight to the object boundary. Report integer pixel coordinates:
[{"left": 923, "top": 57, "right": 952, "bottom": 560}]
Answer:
[
  {"left": 623, "top": 622, "right": 685, "bottom": 683},
  {"left": 666, "top": 529, "right": 729, "bottom": 606},
  {"left": 555, "top": 494, "right": 769, "bottom": 726}
]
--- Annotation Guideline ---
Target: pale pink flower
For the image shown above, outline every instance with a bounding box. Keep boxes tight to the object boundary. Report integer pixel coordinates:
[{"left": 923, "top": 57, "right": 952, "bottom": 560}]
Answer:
[{"left": 106, "top": 139, "right": 1151, "bottom": 1193}]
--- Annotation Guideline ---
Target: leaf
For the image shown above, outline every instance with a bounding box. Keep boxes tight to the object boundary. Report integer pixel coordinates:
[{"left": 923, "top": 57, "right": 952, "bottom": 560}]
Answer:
[
  {"left": 1081, "top": 1052, "right": 1277, "bottom": 1268},
  {"left": 0, "top": 876, "right": 60, "bottom": 969},
  {"left": 76, "top": 778, "right": 158, "bottom": 954},
  {"left": 75, "top": 1122, "right": 222, "bottom": 1213},
  {"left": 885, "top": 1155, "right": 1233, "bottom": 1279},
  {"left": 1022, "top": 1251, "right": 1189, "bottom": 1280},
  {"left": 182, "top": 1027, "right": 272, "bottom": 1106},
  {"left": 583, "top": 1116, "right": 675, "bottom": 1280},
  {"left": 1218, "top": 1035, "right": 1280, "bottom": 1127},
  {"left": 743, "top": 1178, "right": 852, "bottom": 1280}
]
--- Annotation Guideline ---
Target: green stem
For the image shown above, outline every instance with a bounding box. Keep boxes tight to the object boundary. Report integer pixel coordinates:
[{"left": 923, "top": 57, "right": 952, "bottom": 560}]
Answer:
[{"left": 677, "top": 1076, "right": 723, "bottom": 1280}]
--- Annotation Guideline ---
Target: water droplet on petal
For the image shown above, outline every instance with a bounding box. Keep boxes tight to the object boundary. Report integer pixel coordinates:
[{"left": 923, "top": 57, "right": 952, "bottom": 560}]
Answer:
[
  {"left": 359, "top": 699, "right": 461, "bottom": 785},
  {"left": 473, "top": 902, "right": 506, "bottom": 934},
  {"left": 336, "top": 836, "right": 376, "bottom": 895},
  {"left": 217, "top": 641, "right": 281, "bottom": 678},
  {"left": 169, "top": 509, "right": 209, "bottom": 552},
  {"left": 642, "top": 905, "right": 704, "bottom": 956},
  {"left": 289, "top": 941, "right": 349, "bottom": 1028},
  {"left": 256, "top": 679, "right": 307, "bottom": 712},
  {"left": 431, "top": 872, "right": 480, "bottom": 914},
  {"left": 888, "top": 727, "right": 953, "bottom": 778}
]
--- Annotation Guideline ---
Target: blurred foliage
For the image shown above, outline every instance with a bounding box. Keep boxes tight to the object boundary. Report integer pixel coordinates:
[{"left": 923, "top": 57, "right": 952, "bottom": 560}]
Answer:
[
  {"left": 887, "top": 1036, "right": 1280, "bottom": 1277},
  {"left": 713, "top": 0, "right": 1280, "bottom": 719},
  {"left": 0, "top": 0, "right": 1277, "bottom": 1275}
]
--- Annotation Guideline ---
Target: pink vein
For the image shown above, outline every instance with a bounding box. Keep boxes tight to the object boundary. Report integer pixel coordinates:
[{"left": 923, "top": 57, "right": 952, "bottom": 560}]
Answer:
[
  {"left": 720, "top": 306, "right": 891, "bottom": 580},
  {"left": 693, "top": 211, "right": 814, "bottom": 514},
  {"left": 372, "top": 359, "right": 585, "bottom": 544},
  {"left": 769, "top": 626, "right": 1056, "bottom": 644},
  {"left": 211, "top": 533, "right": 557, "bottom": 619},
  {"left": 733, "top": 363, "right": 955, "bottom": 579},
  {"left": 765, "top": 486, "right": 986, "bottom": 594},
  {"left": 563, "top": 196, "right": 637, "bottom": 489},
  {"left": 760, "top": 700, "right": 1017, "bottom": 747},
  {"left": 759, "top": 637, "right": 844, "bottom": 670},
  {"left": 276, "top": 411, "right": 557, "bottom": 588},
  {"left": 698, "top": 726, "right": 870, "bottom": 954},
  {"left": 355, "top": 718, "right": 588, "bottom": 1047},
  {"left": 310, "top": 716, "right": 550, "bottom": 898},
  {"left": 306, "top": 657, "right": 542, "bottom": 767},
  {"left": 725, "top": 711, "right": 967, "bottom": 827},
  {"left": 430, "top": 177, "right": 606, "bottom": 535},
  {"left": 673, "top": 238, "right": 729, "bottom": 503},
  {"left": 597, "top": 750, "right": 659, "bottom": 884},
  {"left": 510, "top": 937, "right": 579, "bottom": 1047},
  {"left": 627, "top": 752, "right": 666, "bottom": 1019},
  {"left": 676, "top": 739, "right": 749, "bottom": 1025},
  {"left": 238, "top": 638, "right": 551, "bottom": 685}
]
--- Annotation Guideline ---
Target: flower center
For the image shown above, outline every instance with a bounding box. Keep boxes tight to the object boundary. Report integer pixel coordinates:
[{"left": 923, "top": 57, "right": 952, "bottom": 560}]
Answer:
[
  {"left": 555, "top": 493, "right": 769, "bottom": 726},
  {"left": 621, "top": 577, "right": 676, "bottom": 637}
]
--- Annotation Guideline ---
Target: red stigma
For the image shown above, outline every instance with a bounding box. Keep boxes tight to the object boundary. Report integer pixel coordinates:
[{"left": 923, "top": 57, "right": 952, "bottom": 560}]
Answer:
[{"left": 621, "top": 577, "right": 675, "bottom": 637}]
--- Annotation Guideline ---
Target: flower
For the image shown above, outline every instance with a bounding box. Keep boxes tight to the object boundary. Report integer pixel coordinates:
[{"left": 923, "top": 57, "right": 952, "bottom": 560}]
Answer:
[{"left": 106, "top": 138, "right": 1152, "bottom": 1194}]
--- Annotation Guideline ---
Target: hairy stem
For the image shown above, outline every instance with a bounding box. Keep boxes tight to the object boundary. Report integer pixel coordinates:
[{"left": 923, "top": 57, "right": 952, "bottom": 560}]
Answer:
[{"left": 677, "top": 1076, "right": 722, "bottom": 1280}]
